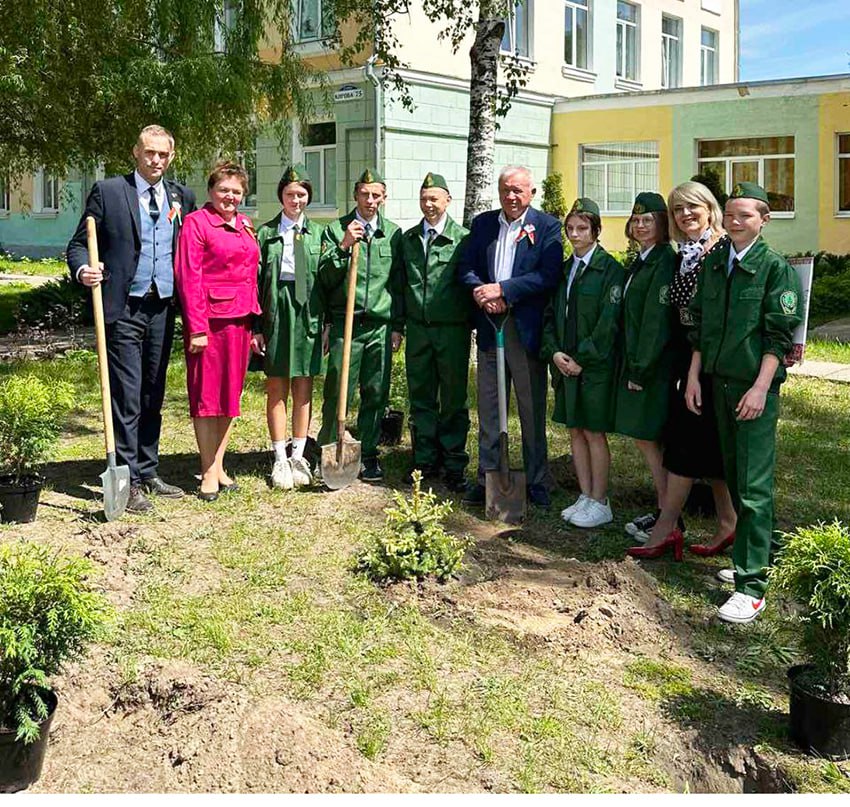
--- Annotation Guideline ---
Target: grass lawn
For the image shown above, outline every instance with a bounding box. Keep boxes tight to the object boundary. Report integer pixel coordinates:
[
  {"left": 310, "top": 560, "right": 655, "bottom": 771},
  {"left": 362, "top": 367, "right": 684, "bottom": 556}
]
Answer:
[
  {"left": 0, "top": 282, "right": 30, "bottom": 333},
  {"left": 0, "top": 256, "right": 67, "bottom": 277},
  {"left": 1, "top": 349, "right": 849, "bottom": 793},
  {"left": 805, "top": 337, "right": 850, "bottom": 364}
]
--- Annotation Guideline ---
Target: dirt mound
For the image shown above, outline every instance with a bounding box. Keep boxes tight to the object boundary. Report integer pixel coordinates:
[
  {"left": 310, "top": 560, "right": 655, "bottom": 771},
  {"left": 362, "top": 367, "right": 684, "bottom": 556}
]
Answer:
[{"left": 36, "top": 659, "right": 416, "bottom": 793}]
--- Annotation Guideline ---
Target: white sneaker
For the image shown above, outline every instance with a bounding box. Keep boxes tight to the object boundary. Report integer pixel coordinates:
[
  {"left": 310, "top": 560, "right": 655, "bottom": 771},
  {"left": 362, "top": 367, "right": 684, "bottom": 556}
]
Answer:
[
  {"left": 716, "top": 568, "right": 735, "bottom": 585},
  {"left": 718, "top": 591, "right": 765, "bottom": 624},
  {"left": 271, "top": 457, "right": 294, "bottom": 490},
  {"left": 561, "top": 494, "right": 589, "bottom": 522},
  {"left": 625, "top": 511, "right": 658, "bottom": 544},
  {"left": 570, "top": 497, "right": 614, "bottom": 529},
  {"left": 289, "top": 456, "right": 313, "bottom": 488}
]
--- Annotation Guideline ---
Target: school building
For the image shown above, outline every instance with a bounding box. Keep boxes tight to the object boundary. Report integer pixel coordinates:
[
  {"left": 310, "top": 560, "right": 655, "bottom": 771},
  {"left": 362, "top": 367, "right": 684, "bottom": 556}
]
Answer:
[
  {"left": 1, "top": 0, "right": 740, "bottom": 256},
  {"left": 551, "top": 72, "right": 850, "bottom": 254}
]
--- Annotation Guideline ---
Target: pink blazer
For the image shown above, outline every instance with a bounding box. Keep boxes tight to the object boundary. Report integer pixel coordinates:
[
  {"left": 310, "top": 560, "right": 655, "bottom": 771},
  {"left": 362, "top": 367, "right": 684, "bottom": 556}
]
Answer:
[{"left": 175, "top": 203, "right": 261, "bottom": 336}]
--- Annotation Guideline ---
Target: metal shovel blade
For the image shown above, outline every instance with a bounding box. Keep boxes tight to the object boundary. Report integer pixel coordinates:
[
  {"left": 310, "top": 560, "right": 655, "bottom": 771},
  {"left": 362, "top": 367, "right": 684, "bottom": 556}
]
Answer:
[
  {"left": 320, "top": 436, "right": 362, "bottom": 490},
  {"left": 485, "top": 467, "right": 527, "bottom": 525},
  {"left": 100, "top": 463, "right": 131, "bottom": 521}
]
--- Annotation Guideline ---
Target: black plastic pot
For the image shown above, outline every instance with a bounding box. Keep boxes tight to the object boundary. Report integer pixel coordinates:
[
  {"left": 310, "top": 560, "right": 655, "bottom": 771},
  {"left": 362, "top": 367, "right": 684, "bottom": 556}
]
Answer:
[
  {"left": 379, "top": 409, "right": 404, "bottom": 446},
  {"left": 0, "top": 690, "right": 58, "bottom": 793},
  {"left": 788, "top": 663, "right": 850, "bottom": 760},
  {"left": 0, "top": 475, "right": 42, "bottom": 524}
]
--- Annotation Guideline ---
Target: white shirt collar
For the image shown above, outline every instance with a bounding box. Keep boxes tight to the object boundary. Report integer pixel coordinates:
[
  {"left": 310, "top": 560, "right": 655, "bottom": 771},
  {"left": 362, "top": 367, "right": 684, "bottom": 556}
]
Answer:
[
  {"left": 640, "top": 245, "right": 655, "bottom": 261},
  {"left": 279, "top": 213, "right": 304, "bottom": 234},
  {"left": 498, "top": 208, "right": 528, "bottom": 230},
  {"left": 729, "top": 237, "right": 759, "bottom": 269},
  {"left": 134, "top": 170, "right": 163, "bottom": 198},
  {"left": 573, "top": 243, "right": 597, "bottom": 268},
  {"left": 355, "top": 211, "right": 379, "bottom": 230},
  {"left": 422, "top": 214, "right": 448, "bottom": 238}
]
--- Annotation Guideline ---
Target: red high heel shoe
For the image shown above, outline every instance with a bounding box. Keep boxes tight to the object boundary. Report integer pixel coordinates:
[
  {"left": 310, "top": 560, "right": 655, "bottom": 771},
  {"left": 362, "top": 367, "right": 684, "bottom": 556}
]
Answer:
[
  {"left": 688, "top": 532, "right": 735, "bottom": 557},
  {"left": 627, "top": 529, "right": 684, "bottom": 561}
]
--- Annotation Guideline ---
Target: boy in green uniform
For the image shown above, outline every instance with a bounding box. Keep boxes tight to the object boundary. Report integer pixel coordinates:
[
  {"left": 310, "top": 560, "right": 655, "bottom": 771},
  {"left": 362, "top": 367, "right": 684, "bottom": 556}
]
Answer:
[
  {"left": 317, "top": 168, "right": 404, "bottom": 482},
  {"left": 686, "top": 181, "right": 802, "bottom": 624},
  {"left": 400, "top": 172, "right": 471, "bottom": 491}
]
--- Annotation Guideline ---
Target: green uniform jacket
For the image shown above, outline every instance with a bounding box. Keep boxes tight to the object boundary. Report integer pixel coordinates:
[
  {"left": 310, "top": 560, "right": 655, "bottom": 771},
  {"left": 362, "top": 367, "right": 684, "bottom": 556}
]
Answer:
[
  {"left": 541, "top": 245, "right": 624, "bottom": 429},
  {"left": 399, "top": 216, "right": 471, "bottom": 326},
  {"left": 619, "top": 242, "right": 676, "bottom": 388},
  {"left": 255, "top": 213, "right": 322, "bottom": 334},
  {"left": 688, "top": 236, "right": 802, "bottom": 388},
  {"left": 317, "top": 210, "right": 404, "bottom": 331}
]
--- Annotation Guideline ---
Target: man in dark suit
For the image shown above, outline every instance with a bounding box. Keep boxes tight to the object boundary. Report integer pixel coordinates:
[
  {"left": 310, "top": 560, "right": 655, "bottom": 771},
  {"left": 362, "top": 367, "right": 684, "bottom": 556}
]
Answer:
[
  {"left": 67, "top": 125, "right": 197, "bottom": 512},
  {"left": 458, "top": 165, "right": 563, "bottom": 507}
]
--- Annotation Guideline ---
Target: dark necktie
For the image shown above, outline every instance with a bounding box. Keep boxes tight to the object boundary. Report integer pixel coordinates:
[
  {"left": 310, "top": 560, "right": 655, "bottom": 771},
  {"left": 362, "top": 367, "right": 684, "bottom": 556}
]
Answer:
[
  {"left": 424, "top": 227, "right": 437, "bottom": 265},
  {"left": 363, "top": 222, "right": 373, "bottom": 242},
  {"left": 148, "top": 186, "right": 160, "bottom": 223},
  {"left": 294, "top": 227, "right": 308, "bottom": 305}
]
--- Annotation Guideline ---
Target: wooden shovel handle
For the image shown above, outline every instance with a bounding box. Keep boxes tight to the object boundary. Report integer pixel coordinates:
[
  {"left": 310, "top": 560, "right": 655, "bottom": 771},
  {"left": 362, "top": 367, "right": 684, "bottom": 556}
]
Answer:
[
  {"left": 86, "top": 217, "right": 116, "bottom": 458},
  {"left": 336, "top": 239, "right": 360, "bottom": 437}
]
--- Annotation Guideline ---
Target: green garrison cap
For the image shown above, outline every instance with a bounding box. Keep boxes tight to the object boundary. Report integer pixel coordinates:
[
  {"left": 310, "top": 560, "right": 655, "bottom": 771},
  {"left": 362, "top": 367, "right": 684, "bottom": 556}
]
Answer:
[
  {"left": 730, "top": 181, "right": 769, "bottom": 204},
  {"left": 569, "top": 197, "right": 600, "bottom": 217},
  {"left": 421, "top": 172, "right": 449, "bottom": 193},
  {"left": 280, "top": 164, "right": 311, "bottom": 185},
  {"left": 632, "top": 192, "right": 667, "bottom": 215},
  {"left": 356, "top": 167, "right": 385, "bottom": 186}
]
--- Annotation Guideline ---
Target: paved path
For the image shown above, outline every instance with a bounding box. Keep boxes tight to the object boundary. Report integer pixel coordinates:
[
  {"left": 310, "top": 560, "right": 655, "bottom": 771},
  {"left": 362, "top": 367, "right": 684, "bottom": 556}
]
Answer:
[
  {"left": 0, "top": 272, "right": 53, "bottom": 286},
  {"left": 789, "top": 360, "right": 850, "bottom": 384},
  {"left": 812, "top": 317, "right": 850, "bottom": 343}
]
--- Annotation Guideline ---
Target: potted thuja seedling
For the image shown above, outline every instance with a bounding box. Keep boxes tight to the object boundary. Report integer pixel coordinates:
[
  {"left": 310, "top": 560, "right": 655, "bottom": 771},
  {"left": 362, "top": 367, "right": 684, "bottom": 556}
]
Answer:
[
  {"left": 770, "top": 521, "right": 850, "bottom": 759},
  {"left": 0, "top": 541, "right": 110, "bottom": 792},
  {"left": 0, "top": 375, "right": 74, "bottom": 523}
]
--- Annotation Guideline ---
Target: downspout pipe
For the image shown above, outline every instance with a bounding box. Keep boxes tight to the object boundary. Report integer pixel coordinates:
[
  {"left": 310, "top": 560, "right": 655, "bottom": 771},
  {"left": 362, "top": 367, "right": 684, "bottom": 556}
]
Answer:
[{"left": 365, "top": 55, "right": 383, "bottom": 169}]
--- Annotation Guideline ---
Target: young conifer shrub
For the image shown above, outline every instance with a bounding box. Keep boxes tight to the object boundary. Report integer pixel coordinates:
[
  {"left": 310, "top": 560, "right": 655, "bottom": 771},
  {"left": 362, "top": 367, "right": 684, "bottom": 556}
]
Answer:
[{"left": 357, "top": 471, "right": 472, "bottom": 583}]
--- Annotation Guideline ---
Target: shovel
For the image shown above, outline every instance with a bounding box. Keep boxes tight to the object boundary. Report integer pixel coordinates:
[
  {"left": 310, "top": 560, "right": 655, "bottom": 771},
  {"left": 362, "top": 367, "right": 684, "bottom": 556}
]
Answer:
[
  {"left": 87, "top": 217, "right": 131, "bottom": 520},
  {"left": 321, "top": 239, "right": 362, "bottom": 490},
  {"left": 485, "top": 314, "right": 526, "bottom": 525}
]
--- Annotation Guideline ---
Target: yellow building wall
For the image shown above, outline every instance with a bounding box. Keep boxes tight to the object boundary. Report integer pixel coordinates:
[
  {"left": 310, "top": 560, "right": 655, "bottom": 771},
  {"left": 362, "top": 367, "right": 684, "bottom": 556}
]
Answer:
[
  {"left": 551, "top": 106, "right": 674, "bottom": 252},
  {"left": 818, "top": 92, "right": 850, "bottom": 254}
]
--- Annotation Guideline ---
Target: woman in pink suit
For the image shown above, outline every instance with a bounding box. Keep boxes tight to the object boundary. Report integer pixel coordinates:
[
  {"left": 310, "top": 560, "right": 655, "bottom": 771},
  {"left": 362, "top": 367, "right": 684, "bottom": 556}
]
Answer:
[{"left": 175, "top": 161, "right": 261, "bottom": 501}]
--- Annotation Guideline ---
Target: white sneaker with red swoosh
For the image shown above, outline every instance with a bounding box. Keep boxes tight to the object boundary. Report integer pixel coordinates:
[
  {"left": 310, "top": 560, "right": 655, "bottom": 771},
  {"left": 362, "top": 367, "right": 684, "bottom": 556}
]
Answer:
[{"left": 718, "top": 591, "right": 765, "bottom": 624}]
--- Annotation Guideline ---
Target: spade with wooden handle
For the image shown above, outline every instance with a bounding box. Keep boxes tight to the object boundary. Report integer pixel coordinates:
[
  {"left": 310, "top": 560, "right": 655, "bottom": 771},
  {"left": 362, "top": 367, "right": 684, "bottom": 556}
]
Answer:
[
  {"left": 320, "top": 239, "right": 362, "bottom": 490},
  {"left": 86, "top": 216, "right": 131, "bottom": 520}
]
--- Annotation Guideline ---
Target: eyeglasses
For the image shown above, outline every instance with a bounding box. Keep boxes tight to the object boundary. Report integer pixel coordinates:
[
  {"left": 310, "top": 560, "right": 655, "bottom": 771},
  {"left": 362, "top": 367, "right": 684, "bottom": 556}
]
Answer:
[{"left": 631, "top": 215, "right": 657, "bottom": 227}]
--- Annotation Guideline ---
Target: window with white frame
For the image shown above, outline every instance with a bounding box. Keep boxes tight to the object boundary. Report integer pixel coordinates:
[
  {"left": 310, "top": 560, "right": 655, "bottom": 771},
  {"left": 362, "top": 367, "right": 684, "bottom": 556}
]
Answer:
[
  {"left": 581, "top": 141, "right": 659, "bottom": 214},
  {"left": 296, "top": 0, "right": 334, "bottom": 42},
  {"left": 616, "top": 2, "right": 639, "bottom": 82},
  {"left": 301, "top": 122, "right": 336, "bottom": 208},
  {"left": 698, "top": 136, "right": 795, "bottom": 212},
  {"left": 34, "top": 168, "right": 60, "bottom": 214},
  {"left": 214, "top": 0, "right": 238, "bottom": 53},
  {"left": 501, "top": 0, "right": 531, "bottom": 59},
  {"left": 837, "top": 133, "right": 850, "bottom": 214},
  {"left": 0, "top": 177, "right": 9, "bottom": 214},
  {"left": 700, "top": 27, "right": 718, "bottom": 85},
  {"left": 563, "top": 0, "right": 590, "bottom": 70},
  {"left": 661, "top": 15, "right": 682, "bottom": 89},
  {"left": 236, "top": 149, "right": 258, "bottom": 209}
]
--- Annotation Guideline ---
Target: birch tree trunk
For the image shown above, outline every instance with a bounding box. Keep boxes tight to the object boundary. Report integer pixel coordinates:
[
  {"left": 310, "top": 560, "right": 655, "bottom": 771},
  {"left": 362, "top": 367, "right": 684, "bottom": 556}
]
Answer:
[{"left": 463, "top": 13, "right": 504, "bottom": 227}]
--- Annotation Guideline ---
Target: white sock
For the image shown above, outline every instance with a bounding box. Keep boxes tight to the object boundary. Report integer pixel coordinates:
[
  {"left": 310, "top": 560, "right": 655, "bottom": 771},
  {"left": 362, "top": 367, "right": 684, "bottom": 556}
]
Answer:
[
  {"left": 291, "top": 437, "right": 307, "bottom": 460},
  {"left": 272, "top": 440, "right": 288, "bottom": 463}
]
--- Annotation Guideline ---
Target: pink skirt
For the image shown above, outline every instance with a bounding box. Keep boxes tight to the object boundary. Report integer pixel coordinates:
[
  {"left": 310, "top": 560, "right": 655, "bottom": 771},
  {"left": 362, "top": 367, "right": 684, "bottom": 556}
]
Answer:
[{"left": 185, "top": 316, "right": 252, "bottom": 418}]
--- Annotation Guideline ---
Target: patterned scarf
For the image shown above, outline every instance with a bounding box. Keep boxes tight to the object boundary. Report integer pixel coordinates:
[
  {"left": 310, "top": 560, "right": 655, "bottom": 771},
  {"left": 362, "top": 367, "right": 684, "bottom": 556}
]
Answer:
[{"left": 677, "top": 228, "right": 713, "bottom": 276}]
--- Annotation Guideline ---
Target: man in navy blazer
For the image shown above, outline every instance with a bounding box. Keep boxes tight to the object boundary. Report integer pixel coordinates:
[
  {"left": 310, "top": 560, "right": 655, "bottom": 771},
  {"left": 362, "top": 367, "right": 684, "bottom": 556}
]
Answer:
[
  {"left": 67, "top": 125, "right": 197, "bottom": 512},
  {"left": 458, "top": 165, "right": 562, "bottom": 506}
]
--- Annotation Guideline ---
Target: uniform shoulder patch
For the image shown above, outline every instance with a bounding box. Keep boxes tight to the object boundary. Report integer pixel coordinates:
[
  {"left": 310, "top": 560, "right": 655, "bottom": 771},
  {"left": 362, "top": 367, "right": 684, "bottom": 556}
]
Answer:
[
  {"left": 659, "top": 284, "right": 670, "bottom": 305},
  {"left": 610, "top": 285, "right": 623, "bottom": 304},
  {"left": 779, "top": 290, "right": 798, "bottom": 315}
]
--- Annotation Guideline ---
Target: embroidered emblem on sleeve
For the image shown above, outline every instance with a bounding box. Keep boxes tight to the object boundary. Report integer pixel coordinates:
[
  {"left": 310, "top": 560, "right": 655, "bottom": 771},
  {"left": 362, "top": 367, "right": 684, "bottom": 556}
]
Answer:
[
  {"left": 779, "top": 290, "right": 798, "bottom": 315},
  {"left": 610, "top": 285, "right": 623, "bottom": 304},
  {"left": 659, "top": 284, "right": 670, "bottom": 304}
]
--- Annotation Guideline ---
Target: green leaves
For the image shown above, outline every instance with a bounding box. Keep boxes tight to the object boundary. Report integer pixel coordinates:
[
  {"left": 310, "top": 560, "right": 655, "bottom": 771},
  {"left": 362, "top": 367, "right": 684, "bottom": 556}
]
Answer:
[
  {"left": 357, "top": 470, "right": 472, "bottom": 583},
  {"left": 0, "top": 542, "right": 111, "bottom": 742},
  {"left": 0, "top": 374, "right": 75, "bottom": 481}
]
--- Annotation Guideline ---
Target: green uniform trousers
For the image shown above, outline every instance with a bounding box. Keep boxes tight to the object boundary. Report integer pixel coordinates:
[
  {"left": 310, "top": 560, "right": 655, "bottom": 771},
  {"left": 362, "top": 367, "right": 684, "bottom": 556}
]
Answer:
[
  {"left": 713, "top": 377, "right": 781, "bottom": 599},
  {"left": 405, "top": 320, "right": 471, "bottom": 473},
  {"left": 318, "top": 318, "right": 391, "bottom": 460}
]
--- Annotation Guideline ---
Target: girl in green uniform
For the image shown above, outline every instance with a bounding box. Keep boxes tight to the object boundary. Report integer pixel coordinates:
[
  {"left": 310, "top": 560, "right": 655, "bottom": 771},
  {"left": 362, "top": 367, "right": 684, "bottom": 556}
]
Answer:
[
  {"left": 542, "top": 198, "right": 623, "bottom": 529},
  {"left": 252, "top": 166, "right": 323, "bottom": 490},
  {"left": 614, "top": 193, "right": 676, "bottom": 548}
]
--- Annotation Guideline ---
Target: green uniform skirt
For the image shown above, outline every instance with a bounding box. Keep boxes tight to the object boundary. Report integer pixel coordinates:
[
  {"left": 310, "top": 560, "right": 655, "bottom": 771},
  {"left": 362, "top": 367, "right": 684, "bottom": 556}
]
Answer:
[{"left": 263, "top": 280, "right": 322, "bottom": 378}]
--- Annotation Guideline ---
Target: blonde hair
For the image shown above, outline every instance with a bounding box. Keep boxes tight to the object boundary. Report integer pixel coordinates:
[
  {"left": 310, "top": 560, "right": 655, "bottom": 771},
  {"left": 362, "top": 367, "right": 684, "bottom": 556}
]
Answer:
[
  {"left": 136, "top": 125, "right": 175, "bottom": 151},
  {"left": 667, "top": 181, "right": 724, "bottom": 244}
]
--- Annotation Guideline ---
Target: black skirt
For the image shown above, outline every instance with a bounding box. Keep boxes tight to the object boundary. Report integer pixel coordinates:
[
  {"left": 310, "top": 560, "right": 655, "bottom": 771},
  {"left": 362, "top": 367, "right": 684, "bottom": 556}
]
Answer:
[{"left": 662, "top": 330, "right": 725, "bottom": 480}]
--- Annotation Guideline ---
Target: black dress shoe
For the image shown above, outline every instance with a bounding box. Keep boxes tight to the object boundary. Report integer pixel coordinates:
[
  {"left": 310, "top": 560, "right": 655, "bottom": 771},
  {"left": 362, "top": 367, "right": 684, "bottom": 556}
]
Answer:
[
  {"left": 142, "top": 476, "right": 185, "bottom": 498},
  {"left": 444, "top": 471, "right": 468, "bottom": 493},
  {"left": 462, "top": 483, "right": 486, "bottom": 506},
  {"left": 527, "top": 484, "right": 551, "bottom": 508},
  {"left": 360, "top": 458, "right": 384, "bottom": 482},
  {"left": 220, "top": 481, "right": 240, "bottom": 494},
  {"left": 126, "top": 485, "right": 153, "bottom": 513},
  {"left": 197, "top": 489, "right": 219, "bottom": 502}
]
